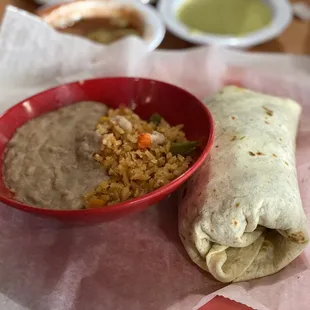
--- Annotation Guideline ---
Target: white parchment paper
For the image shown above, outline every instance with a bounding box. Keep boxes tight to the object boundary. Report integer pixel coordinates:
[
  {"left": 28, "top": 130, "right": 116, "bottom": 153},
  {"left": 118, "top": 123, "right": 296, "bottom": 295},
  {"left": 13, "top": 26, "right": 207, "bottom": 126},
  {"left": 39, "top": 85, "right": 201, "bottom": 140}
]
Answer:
[{"left": 0, "top": 6, "right": 310, "bottom": 310}]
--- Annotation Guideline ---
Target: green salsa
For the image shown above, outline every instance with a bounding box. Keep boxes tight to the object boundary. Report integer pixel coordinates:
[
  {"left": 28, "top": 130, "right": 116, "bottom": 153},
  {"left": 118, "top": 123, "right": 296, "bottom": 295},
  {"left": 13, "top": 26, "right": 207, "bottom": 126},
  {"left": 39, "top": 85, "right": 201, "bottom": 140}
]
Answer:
[{"left": 177, "top": 0, "right": 272, "bottom": 36}]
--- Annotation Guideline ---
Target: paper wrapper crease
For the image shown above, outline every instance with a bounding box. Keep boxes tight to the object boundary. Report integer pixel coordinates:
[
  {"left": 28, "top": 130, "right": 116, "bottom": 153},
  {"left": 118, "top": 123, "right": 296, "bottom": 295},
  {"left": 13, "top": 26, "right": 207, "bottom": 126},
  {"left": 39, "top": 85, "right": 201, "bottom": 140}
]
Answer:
[{"left": 0, "top": 6, "right": 310, "bottom": 310}]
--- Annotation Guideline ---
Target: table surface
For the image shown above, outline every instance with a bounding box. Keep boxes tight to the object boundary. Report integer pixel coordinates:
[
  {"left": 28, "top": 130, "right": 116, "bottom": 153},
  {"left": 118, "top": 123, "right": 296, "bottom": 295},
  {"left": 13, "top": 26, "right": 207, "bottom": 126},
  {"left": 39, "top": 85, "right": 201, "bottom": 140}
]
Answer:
[
  {"left": 1, "top": 0, "right": 310, "bottom": 54},
  {"left": 0, "top": 1, "right": 307, "bottom": 310}
]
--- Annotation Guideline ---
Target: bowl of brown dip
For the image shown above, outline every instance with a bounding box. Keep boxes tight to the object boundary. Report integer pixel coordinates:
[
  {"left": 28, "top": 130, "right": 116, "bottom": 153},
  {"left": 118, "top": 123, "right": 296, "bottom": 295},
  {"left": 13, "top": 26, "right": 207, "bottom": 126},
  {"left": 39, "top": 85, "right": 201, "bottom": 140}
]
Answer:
[
  {"left": 37, "top": 0, "right": 165, "bottom": 51},
  {"left": 0, "top": 77, "right": 214, "bottom": 222}
]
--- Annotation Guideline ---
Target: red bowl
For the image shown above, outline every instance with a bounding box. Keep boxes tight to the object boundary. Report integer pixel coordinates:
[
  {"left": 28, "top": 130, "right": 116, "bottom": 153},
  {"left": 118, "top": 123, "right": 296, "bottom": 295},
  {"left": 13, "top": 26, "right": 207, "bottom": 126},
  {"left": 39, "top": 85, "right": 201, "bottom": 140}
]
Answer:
[{"left": 0, "top": 77, "right": 214, "bottom": 222}]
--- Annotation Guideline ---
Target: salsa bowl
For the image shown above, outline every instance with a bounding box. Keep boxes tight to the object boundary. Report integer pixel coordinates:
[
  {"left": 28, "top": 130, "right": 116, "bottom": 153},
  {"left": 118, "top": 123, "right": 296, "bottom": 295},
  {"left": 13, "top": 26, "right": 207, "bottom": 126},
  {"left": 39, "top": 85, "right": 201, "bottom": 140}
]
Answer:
[{"left": 37, "top": 0, "right": 165, "bottom": 51}]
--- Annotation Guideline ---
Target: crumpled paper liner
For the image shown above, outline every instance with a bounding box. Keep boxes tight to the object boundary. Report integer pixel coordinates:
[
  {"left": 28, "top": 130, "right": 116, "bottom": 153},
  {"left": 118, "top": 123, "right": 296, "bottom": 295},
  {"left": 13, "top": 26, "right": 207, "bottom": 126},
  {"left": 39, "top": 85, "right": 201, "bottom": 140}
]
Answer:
[{"left": 0, "top": 6, "right": 310, "bottom": 310}]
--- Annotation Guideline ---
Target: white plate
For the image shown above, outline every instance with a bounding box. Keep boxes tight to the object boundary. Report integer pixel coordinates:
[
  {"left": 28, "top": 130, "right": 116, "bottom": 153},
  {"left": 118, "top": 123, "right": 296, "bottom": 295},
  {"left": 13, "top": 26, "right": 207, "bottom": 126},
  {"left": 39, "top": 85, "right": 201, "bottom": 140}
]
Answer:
[{"left": 158, "top": 0, "right": 292, "bottom": 49}]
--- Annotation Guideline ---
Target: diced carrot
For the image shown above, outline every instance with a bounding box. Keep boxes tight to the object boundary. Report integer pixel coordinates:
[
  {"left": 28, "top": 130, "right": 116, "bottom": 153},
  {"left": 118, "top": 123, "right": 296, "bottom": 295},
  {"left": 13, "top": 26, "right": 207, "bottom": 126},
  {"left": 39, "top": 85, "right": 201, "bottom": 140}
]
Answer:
[
  {"left": 138, "top": 133, "right": 152, "bottom": 149},
  {"left": 86, "top": 198, "right": 106, "bottom": 208}
]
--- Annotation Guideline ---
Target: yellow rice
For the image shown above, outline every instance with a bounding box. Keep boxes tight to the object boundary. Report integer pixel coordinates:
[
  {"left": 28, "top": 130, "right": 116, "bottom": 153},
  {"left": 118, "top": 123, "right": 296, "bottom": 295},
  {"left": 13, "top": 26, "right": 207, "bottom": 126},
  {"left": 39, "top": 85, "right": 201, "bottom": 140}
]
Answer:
[{"left": 83, "top": 107, "right": 193, "bottom": 208}]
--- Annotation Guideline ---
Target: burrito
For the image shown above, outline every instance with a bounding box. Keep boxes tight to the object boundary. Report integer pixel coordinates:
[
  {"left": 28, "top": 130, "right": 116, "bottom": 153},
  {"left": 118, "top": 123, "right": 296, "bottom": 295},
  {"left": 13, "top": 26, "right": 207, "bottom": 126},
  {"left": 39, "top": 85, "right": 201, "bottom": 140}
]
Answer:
[{"left": 179, "top": 86, "right": 309, "bottom": 283}]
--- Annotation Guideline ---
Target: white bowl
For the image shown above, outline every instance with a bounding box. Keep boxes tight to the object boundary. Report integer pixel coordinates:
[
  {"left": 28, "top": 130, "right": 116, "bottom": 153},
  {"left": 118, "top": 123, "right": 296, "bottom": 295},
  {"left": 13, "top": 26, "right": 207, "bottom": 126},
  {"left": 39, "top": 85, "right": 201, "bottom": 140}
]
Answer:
[
  {"left": 158, "top": 0, "right": 292, "bottom": 48},
  {"left": 38, "top": 0, "right": 166, "bottom": 51}
]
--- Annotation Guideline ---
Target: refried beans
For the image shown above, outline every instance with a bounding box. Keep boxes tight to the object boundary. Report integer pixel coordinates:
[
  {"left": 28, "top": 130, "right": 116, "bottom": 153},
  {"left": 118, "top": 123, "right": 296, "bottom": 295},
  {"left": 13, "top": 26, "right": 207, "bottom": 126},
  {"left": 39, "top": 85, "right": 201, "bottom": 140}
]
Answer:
[{"left": 3, "top": 101, "right": 108, "bottom": 210}]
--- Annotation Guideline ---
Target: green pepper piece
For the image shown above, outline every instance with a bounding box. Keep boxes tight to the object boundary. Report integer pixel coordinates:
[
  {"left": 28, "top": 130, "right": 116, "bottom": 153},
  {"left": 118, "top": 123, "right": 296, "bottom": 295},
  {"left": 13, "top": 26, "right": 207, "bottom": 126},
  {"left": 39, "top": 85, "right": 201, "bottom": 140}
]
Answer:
[
  {"left": 149, "top": 113, "right": 163, "bottom": 125},
  {"left": 171, "top": 141, "right": 200, "bottom": 156}
]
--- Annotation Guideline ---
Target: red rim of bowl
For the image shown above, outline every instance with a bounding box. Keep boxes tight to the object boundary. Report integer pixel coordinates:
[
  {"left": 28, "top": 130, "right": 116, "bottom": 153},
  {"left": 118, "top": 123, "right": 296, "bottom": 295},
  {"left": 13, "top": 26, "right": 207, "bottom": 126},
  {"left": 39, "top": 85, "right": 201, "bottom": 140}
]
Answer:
[{"left": 0, "top": 78, "right": 215, "bottom": 217}]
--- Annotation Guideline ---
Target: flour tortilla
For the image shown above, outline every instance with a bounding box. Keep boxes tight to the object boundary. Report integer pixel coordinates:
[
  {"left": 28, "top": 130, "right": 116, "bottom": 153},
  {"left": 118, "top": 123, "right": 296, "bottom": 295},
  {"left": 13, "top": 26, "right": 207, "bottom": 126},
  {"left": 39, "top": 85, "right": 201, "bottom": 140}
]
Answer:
[{"left": 179, "top": 86, "right": 309, "bottom": 283}]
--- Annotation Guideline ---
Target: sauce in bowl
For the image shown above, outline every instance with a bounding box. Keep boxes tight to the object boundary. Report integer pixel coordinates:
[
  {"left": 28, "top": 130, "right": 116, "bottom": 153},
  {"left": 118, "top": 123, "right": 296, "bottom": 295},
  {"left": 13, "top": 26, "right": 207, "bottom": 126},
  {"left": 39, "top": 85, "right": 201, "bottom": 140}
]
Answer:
[
  {"left": 177, "top": 0, "right": 272, "bottom": 36},
  {"left": 39, "top": 2, "right": 145, "bottom": 45},
  {"left": 57, "top": 8, "right": 144, "bottom": 44}
]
